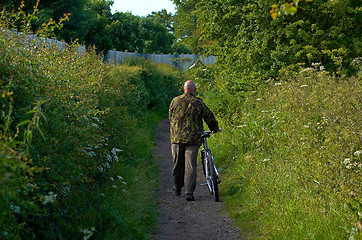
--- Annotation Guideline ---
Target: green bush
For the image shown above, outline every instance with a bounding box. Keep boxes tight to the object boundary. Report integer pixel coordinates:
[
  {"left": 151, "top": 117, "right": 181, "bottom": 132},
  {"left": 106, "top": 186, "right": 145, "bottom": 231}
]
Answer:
[{"left": 0, "top": 11, "right": 183, "bottom": 238}]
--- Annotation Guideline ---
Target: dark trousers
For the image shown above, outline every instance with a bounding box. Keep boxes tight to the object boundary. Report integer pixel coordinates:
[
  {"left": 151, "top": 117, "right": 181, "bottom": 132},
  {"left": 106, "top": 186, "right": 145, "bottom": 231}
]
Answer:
[{"left": 171, "top": 143, "right": 200, "bottom": 194}]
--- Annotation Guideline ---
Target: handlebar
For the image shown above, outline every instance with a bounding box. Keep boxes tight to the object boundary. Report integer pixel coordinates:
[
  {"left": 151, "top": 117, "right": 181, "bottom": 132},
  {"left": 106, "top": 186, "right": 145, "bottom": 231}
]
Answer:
[{"left": 201, "top": 128, "right": 221, "bottom": 138}]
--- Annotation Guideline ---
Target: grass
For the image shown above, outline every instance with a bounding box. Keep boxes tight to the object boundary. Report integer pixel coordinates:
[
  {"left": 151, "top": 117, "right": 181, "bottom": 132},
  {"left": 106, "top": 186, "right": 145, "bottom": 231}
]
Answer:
[{"left": 201, "top": 66, "right": 361, "bottom": 239}]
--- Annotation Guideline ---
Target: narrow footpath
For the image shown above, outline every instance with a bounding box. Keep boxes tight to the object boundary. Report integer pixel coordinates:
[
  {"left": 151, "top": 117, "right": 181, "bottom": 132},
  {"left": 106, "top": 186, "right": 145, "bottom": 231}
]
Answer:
[{"left": 152, "top": 119, "right": 242, "bottom": 240}]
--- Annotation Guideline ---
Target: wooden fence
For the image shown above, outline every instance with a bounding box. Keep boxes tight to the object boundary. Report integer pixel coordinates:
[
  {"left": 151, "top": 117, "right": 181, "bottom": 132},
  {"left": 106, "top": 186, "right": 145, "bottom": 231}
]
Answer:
[
  {"left": 3, "top": 28, "right": 216, "bottom": 70},
  {"left": 104, "top": 50, "right": 216, "bottom": 70}
]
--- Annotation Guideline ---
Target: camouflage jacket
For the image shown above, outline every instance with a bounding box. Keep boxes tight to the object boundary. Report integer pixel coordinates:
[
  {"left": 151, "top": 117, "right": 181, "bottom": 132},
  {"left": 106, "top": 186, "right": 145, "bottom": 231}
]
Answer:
[{"left": 169, "top": 93, "right": 219, "bottom": 145}]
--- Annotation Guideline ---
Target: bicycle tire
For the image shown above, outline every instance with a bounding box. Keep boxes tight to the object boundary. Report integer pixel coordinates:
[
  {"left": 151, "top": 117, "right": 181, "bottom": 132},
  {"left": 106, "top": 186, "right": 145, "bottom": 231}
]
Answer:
[
  {"left": 205, "top": 158, "right": 213, "bottom": 194},
  {"left": 208, "top": 158, "right": 219, "bottom": 202}
]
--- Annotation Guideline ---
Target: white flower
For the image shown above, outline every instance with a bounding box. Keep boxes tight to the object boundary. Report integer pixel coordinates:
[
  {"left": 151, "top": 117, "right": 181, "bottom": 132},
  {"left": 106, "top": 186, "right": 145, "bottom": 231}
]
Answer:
[
  {"left": 117, "top": 175, "right": 124, "bottom": 180},
  {"left": 263, "top": 159, "right": 270, "bottom": 162},
  {"left": 43, "top": 191, "right": 57, "bottom": 205},
  {"left": 86, "top": 151, "right": 96, "bottom": 157},
  {"left": 343, "top": 158, "right": 351, "bottom": 165},
  {"left": 10, "top": 205, "right": 20, "bottom": 214},
  {"left": 301, "top": 67, "right": 313, "bottom": 73},
  {"left": 256, "top": 98, "right": 262, "bottom": 101},
  {"left": 104, "top": 162, "right": 111, "bottom": 169},
  {"left": 112, "top": 185, "right": 117, "bottom": 189},
  {"left": 111, "top": 148, "right": 122, "bottom": 161},
  {"left": 81, "top": 227, "right": 95, "bottom": 240},
  {"left": 274, "top": 82, "right": 282, "bottom": 86},
  {"left": 300, "top": 85, "right": 308, "bottom": 88},
  {"left": 110, "top": 177, "right": 114, "bottom": 181},
  {"left": 354, "top": 151, "right": 361, "bottom": 157},
  {"left": 111, "top": 148, "right": 122, "bottom": 154},
  {"left": 106, "top": 154, "right": 112, "bottom": 162}
]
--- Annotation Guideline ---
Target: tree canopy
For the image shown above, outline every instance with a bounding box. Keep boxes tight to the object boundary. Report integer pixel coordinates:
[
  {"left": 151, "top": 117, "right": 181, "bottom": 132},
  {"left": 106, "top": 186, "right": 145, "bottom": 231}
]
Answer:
[
  {"left": 175, "top": 0, "right": 361, "bottom": 85},
  {"left": 1, "top": 0, "right": 192, "bottom": 54}
]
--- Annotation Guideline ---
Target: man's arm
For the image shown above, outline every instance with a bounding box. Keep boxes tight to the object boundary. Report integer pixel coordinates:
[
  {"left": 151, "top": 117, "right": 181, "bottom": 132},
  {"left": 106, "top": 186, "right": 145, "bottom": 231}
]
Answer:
[{"left": 202, "top": 103, "right": 219, "bottom": 133}]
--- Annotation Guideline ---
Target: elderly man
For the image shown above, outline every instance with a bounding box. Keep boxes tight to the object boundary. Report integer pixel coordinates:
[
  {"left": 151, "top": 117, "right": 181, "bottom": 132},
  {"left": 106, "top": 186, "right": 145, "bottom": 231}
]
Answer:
[{"left": 169, "top": 80, "right": 219, "bottom": 201}]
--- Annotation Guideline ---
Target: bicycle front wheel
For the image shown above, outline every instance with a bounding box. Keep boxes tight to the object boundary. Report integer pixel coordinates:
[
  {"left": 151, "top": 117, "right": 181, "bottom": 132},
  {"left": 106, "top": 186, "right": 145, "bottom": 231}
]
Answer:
[{"left": 208, "top": 158, "right": 219, "bottom": 202}]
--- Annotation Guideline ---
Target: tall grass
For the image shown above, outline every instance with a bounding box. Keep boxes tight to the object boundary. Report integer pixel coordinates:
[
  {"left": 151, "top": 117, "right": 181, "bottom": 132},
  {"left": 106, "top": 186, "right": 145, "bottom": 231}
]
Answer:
[
  {"left": 197, "top": 65, "right": 361, "bottom": 239},
  {"left": 0, "top": 10, "right": 183, "bottom": 238}
]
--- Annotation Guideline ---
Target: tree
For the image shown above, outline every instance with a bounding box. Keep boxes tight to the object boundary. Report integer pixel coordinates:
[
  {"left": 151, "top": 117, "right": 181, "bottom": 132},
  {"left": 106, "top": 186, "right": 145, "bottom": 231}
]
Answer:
[
  {"left": 195, "top": 0, "right": 361, "bottom": 88},
  {"left": 173, "top": 0, "right": 202, "bottom": 54}
]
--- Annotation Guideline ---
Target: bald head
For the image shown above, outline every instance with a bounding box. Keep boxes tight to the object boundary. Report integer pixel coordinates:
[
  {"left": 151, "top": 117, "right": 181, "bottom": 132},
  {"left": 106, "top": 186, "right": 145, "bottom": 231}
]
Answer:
[{"left": 183, "top": 80, "right": 197, "bottom": 94}]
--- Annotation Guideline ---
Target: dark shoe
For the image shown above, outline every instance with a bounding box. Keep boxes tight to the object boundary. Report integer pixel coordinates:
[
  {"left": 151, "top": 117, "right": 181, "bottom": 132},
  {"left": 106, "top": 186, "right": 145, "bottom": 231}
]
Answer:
[
  {"left": 173, "top": 188, "right": 181, "bottom": 196},
  {"left": 185, "top": 193, "right": 195, "bottom": 201}
]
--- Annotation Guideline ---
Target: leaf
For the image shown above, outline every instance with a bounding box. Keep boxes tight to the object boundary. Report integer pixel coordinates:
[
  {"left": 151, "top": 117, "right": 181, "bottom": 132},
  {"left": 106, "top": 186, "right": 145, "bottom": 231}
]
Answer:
[
  {"left": 17, "top": 120, "right": 30, "bottom": 127},
  {"left": 286, "top": 6, "right": 298, "bottom": 15},
  {"left": 271, "top": 12, "right": 278, "bottom": 20}
]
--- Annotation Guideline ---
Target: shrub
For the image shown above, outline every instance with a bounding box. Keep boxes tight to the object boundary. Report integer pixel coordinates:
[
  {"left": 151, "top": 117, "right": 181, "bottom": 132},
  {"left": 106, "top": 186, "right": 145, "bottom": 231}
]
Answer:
[{"left": 0, "top": 10, "right": 183, "bottom": 239}]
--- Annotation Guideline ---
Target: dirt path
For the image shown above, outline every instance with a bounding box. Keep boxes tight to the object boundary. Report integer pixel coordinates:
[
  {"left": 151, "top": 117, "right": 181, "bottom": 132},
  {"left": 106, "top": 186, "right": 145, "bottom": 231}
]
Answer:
[{"left": 152, "top": 119, "right": 242, "bottom": 240}]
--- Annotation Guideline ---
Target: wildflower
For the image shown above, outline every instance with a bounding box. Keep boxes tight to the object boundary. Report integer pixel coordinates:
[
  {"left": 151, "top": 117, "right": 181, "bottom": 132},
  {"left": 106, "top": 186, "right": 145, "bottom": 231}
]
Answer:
[
  {"left": 354, "top": 151, "right": 361, "bottom": 157},
  {"left": 80, "top": 227, "right": 95, "bottom": 240},
  {"left": 111, "top": 148, "right": 122, "bottom": 154},
  {"left": 110, "top": 177, "right": 114, "bottom": 181},
  {"left": 43, "top": 191, "right": 57, "bottom": 205},
  {"left": 104, "top": 162, "right": 111, "bottom": 169},
  {"left": 256, "top": 98, "right": 262, "bottom": 101},
  {"left": 274, "top": 82, "right": 282, "bottom": 86},
  {"left": 263, "top": 159, "right": 270, "bottom": 162},
  {"left": 301, "top": 67, "right": 313, "bottom": 73},
  {"left": 112, "top": 185, "right": 117, "bottom": 189},
  {"left": 300, "top": 85, "right": 308, "bottom": 88},
  {"left": 86, "top": 151, "right": 96, "bottom": 157},
  {"left": 343, "top": 158, "right": 351, "bottom": 165},
  {"left": 10, "top": 205, "right": 20, "bottom": 214},
  {"left": 117, "top": 175, "right": 124, "bottom": 180}
]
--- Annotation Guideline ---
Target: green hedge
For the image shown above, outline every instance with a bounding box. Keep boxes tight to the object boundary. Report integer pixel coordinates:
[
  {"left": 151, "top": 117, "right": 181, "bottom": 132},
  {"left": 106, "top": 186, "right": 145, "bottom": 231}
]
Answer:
[{"left": 0, "top": 24, "right": 183, "bottom": 239}]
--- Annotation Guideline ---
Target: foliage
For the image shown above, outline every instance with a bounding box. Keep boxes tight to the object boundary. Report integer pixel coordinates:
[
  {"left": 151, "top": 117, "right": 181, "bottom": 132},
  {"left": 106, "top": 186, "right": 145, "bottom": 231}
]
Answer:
[
  {"left": 0, "top": 8, "right": 184, "bottom": 239},
  {"left": 173, "top": 0, "right": 202, "bottom": 54},
  {"left": 193, "top": 64, "right": 362, "bottom": 239},
  {"left": 270, "top": 0, "right": 313, "bottom": 19},
  {"left": 177, "top": 0, "right": 361, "bottom": 87},
  {"left": 2, "top": 0, "right": 189, "bottom": 54}
]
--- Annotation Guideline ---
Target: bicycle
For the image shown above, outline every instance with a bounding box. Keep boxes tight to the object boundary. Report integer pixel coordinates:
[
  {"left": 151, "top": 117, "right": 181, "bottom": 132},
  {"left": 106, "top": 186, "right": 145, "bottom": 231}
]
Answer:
[{"left": 200, "top": 130, "right": 221, "bottom": 202}]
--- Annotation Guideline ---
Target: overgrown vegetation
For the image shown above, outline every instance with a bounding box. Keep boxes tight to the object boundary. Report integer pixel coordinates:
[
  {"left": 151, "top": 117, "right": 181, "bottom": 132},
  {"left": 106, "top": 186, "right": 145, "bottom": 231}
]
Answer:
[
  {"left": 184, "top": 0, "right": 362, "bottom": 237},
  {"left": 177, "top": 0, "right": 362, "bottom": 238},
  {"left": 196, "top": 66, "right": 361, "bottom": 239},
  {"left": 0, "top": 6, "right": 183, "bottom": 239}
]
